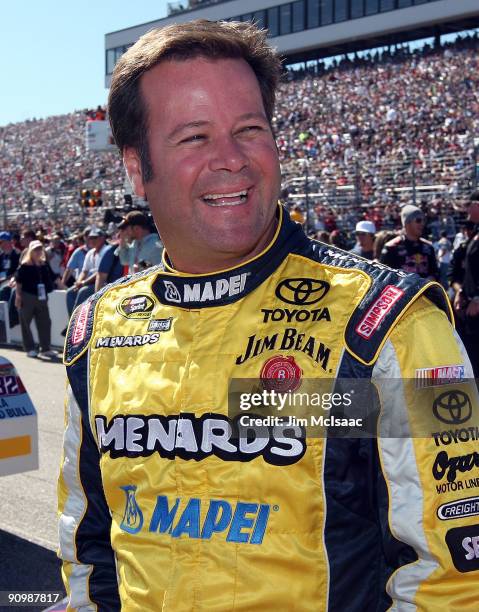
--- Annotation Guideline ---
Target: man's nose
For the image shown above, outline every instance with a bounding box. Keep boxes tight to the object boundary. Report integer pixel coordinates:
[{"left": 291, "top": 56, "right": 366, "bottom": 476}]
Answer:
[{"left": 208, "top": 136, "right": 249, "bottom": 173}]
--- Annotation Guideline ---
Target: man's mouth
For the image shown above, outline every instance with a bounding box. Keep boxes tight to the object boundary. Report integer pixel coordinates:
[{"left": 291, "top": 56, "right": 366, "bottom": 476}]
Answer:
[{"left": 201, "top": 189, "right": 249, "bottom": 206}]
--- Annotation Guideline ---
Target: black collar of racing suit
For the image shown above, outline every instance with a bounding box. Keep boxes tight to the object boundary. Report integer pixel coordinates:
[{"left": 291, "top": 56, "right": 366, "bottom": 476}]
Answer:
[{"left": 151, "top": 205, "right": 309, "bottom": 309}]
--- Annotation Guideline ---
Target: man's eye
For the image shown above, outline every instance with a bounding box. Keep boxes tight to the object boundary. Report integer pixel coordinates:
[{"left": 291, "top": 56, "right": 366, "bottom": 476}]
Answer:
[
  {"left": 240, "top": 125, "right": 263, "bottom": 134},
  {"left": 180, "top": 134, "right": 206, "bottom": 144}
]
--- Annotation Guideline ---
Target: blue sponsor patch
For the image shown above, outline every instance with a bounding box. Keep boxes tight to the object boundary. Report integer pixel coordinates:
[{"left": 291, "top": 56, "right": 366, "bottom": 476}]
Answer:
[{"left": 120, "top": 486, "right": 272, "bottom": 545}]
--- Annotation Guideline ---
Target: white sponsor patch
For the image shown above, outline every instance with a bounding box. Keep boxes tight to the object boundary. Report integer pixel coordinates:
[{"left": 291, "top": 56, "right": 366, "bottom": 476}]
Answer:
[{"left": 163, "top": 273, "right": 248, "bottom": 304}]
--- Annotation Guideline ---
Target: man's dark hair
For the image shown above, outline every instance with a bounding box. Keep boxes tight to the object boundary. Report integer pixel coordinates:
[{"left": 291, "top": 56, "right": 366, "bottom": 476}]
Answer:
[{"left": 108, "top": 19, "right": 282, "bottom": 182}]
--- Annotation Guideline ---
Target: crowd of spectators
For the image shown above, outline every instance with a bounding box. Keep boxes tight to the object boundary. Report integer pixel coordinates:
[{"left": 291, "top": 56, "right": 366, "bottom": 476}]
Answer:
[
  {"left": 1, "top": 32, "right": 478, "bottom": 235},
  {"left": 0, "top": 212, "right": 163, "bottom": 354},
  {"left": 0, "top": 32, "right": 478, "bottom": 354}
]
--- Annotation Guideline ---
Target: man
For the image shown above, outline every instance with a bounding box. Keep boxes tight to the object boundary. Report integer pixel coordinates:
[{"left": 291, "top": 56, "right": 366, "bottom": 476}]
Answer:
[
  {"left": 453, "top": 193, "right": 479, "bottom": 375},
  {"left": 0, "top": 231, "right": 21, "bottom": 284},
  {"left": 380, "top": 204, "right": 439, "bottom": 279},
  {"left": 61, "top": 230, "right": 91, "bottom": 288},
  {"left": 0, "top": 231, "right": 22, "bottom": 326},
  {"left": 59, "top": 21, "right": 479, "bottom": 611},
  {"left": 45, "top": 233, "right": 66, "bottom": 280},
  {"left": 95, "top": 232, "right": 124, "bottom": 292},
  {"left": 65, "top": 228, "right": 108, "bottom": 316},
  {"left": 116, "top": 210, "right": 163, "bottom": 274},
  {"left": 349, "top": 220, "right": 376, "bottom": 259},
  {"left": 449, "top": 221, "right": 476, "bottom": 292}
]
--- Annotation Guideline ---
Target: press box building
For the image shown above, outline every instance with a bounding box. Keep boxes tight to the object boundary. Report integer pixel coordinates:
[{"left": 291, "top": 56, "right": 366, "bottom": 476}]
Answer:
[{"left": 105, "top": 0, "right": 479, "bottom": 86}]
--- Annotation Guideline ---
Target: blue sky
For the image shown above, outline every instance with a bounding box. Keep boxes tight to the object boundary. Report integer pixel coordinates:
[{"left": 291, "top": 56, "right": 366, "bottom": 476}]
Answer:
[{"left": 0, "top": 0, "right": 169, "bottom": 127}]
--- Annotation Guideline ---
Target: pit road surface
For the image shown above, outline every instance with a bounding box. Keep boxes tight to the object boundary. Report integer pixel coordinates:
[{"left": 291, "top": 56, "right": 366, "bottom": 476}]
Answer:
[{"left": 0, "top": 346, "right": 66, "bottom": 607}]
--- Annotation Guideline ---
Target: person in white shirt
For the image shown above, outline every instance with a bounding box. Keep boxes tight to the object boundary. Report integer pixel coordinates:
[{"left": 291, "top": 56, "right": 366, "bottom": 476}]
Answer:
[{"left": 65, "top": 228, "right": 109, "bottom": 316}]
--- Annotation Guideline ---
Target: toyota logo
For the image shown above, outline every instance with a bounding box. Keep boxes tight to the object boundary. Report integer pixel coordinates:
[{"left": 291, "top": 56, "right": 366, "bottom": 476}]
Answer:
[
  {"left": 275, "top": 278, "right": 330, "bottom": 305},
  {"left": 433, "top": 390, "right": 472, "bottom": 425}
]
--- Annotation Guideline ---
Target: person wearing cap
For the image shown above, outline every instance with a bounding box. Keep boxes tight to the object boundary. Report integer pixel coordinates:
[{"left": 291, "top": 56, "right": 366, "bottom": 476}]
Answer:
[
  {"left": 0, "top": 231, "right": 21, "bottom": 299},
  {"left": 61, "top": 229, "right": 92, "bottom": 289},
  {"left": 65, "top": 228, "right": 108, "bottom": 316},
  {"left": 0, "top": 231, "right": 21, "bottom": 284},
  {"left": 117, "top": 210, "right": 163, "bottom": 274},
  {"left": 453, "top": 192, "right": 479, "bottom": 375},
  {"left": 0, "top": 231, "right": 22, "bottom": 328},
  {"left": 379, "top": 204, "right": 439, "bottom": 279},
  {"left": 349, "top": 220, "right": 376, "bottom": 260},
  {"left": 14, "top": 240, "right": 58, "bottom": 358}
]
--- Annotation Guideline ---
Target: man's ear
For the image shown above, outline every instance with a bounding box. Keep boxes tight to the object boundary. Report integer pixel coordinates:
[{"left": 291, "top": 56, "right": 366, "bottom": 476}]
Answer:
[{"left": 123, "top": 147, "right": 146, "bottom": 198}]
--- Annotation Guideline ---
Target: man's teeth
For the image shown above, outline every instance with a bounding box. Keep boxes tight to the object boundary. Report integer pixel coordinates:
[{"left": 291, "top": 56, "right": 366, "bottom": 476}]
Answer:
[{"left": 202, "top": 190, "right": 248, "bottom": 205}]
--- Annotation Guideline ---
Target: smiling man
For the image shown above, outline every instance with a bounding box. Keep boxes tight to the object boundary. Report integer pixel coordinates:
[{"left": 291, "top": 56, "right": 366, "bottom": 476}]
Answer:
[{"left": 59, "top": 20, "right": 479, "bottom": 612}]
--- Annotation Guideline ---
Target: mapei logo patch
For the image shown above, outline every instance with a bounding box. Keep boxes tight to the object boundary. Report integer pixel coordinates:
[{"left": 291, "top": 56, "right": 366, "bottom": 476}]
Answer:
[
  {"left": 416, "top": 365, "right": 465, "bottom": 388},
  {"left": 355, "top": 285, "right": 404, "bottom": 339},
  {"left": 119, "top": 486, "right": 271, "bottom": 545},
  {"left": 117, "top": 294, "right": 155, "bottom": 319},
  {"left": 162, "top": 273, "right": 248, "bottom": 305}
]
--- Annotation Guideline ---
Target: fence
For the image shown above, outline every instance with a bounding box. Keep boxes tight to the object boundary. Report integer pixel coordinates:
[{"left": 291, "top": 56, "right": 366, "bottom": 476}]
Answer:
[
  {"left": 1, "top": 145, "right": 477, "bottom": 232},
  {"left": 281, "top": 144, "right": 478, "bottom": 231}
]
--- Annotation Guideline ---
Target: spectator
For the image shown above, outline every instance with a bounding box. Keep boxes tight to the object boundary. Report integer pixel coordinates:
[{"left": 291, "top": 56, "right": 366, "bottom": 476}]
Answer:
[
  {"left": 0, "top": 231, "right": 21, "bottom": 324},
  {"left": 65, "top": 228, "right": 108, "bottom": 317},
  {"left": 95, "top": 234, "right": 124, "bottom": 291},
  {"left": 349, "top": 220, "right": 376, "bottom": 260},
  {"left": 315, "top": 230, "right": 330, "bottom": 243},
  {"left": 19, "top": 230, "right": 37, "bottom": 257},
  {"left": 61, "top": 230, "right": 92, "bottom": 288},
  {"left": 116, "top": 211, "right": 163, "bottom": 274},
  {"left": 0, "top": 232, "right": 20, "bottom": 282},
  {"left": 448, "top": 220, "right": 476, "bottom": 291},
  {"left": 0, "top": 231, "right": 21, "bottom": 286},
  {"left": 45, "top": 233, "right": 67, "bottom": 279},
  {"left": 373, "top": 230, "right": 397, "bottom": 262},
  {"left": 14, "top": 240, "right": 57, "bottom": 358},
  {"left": 436, "top": 234, "right": 452, "bottom": 289},
  {"left": 380, "top": 204, "right": 439, "bottom": 279},
  {"left": 453, "top": 194, "right": 479, "bottom": 375},
  {"left": 329, "top": 229, "right": 348, "bottom": 250}
]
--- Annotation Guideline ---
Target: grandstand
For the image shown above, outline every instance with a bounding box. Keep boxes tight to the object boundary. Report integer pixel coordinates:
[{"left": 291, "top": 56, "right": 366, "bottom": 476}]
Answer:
[
  {"left": 105, "top": 0, "right": 479, "bottom": 80},
  {"left": 0, "top": 5, "right": 478, "bottom": 237}
]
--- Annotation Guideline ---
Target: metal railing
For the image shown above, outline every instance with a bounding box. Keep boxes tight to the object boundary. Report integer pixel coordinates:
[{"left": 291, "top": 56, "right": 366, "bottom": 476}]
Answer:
[{"left": 1, "top": 144, "right": 477, "bottom": 233}]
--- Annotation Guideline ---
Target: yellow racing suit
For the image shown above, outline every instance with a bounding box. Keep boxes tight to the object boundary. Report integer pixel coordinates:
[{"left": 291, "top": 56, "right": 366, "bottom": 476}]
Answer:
[{"left": 59, "top": 207, "right": 479, "bottom": 611}]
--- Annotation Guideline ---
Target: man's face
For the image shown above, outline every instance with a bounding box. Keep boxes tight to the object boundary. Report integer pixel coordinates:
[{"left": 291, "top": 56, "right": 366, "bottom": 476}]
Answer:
[
  {"left": 130, "top": 224, "right": 143, "bottom": 240},
  {"left": 406, "top": 215, "right": 424, "bottom": 240},
  {"left": 124, "top": 57, "right": 281, "bottom": 273},
  {"left": 356, "top": 232, "right": 374, "bottom": 250},
  {"left": 94, "top": 237, "right": 106, "bottom": 251}
]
